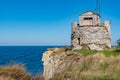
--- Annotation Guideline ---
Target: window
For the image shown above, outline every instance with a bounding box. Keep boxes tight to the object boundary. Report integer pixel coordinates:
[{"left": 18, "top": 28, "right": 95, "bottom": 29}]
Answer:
[
  {"left": 84, "top": 17, "right": 93, "bottom": 20},
  {"left": 78, "top": 38, "right": 80, "bottom": 45}
]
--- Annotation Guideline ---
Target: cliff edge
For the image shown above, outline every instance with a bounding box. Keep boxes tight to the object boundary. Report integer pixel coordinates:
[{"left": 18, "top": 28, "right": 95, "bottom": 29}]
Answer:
[
  {"left": 42, "top": 48, "right": 120, "bottom": 80},
  {"left": 42, "top": 48, "right": 67, "bottom": 80}
]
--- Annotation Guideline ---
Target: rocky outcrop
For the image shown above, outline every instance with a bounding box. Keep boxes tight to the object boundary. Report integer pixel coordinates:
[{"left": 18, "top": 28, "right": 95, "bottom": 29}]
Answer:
[
  {"left": 42, "top": 48, "right": 67, "bottom": 80},
  {"left": 42, "top": 48, "right": 120, "bottom": 80},
  {"left": 42, "top": 48, "right": 115, "bottom": 80}
]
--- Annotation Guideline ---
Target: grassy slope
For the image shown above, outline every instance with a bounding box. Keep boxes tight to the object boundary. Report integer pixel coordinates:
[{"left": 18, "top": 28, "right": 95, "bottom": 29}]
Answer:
[
  {"left": 50, "top": 49, "right": 120, "bottom": 80},
  {"left": 74, "top": 49, "right": 120, "bottom": 57}
]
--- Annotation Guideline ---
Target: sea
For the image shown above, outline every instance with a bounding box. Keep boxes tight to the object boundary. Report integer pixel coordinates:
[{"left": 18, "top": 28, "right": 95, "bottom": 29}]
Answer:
[{"left": 0, "top": 46, "right": 63, "bottom": 76}]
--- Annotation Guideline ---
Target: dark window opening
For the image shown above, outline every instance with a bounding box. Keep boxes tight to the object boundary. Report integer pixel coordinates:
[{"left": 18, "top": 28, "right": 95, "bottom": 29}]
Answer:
[
  {"left": 78, "top": 38, "right": 80, "bottom": 45},
  {"left": 84, "top": 17, "right": 93, "bottom": 20}
]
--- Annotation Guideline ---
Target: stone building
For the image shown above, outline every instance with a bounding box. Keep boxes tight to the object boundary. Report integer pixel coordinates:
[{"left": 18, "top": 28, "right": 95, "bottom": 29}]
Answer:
[{"left": 71, "top": 11, "right": 111, "bottom": 50}]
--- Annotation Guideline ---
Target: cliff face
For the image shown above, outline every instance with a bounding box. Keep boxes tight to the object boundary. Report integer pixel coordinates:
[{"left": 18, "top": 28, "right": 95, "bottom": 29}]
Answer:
[
  {"left": 42, "top": 48, "right": 106, "bottom": 80},
  {"left": 42, "top": 48, "right": 120, "bottom": 80},
  {"left": 42, "top": 48, "right": 67, "bottom": 80}
]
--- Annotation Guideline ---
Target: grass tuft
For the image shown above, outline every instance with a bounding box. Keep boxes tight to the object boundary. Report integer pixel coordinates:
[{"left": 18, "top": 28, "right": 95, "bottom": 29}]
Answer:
[
  {"left": 73, "top": 49, "right": 120, "bottom": 57},
  {"left": 0, "top": 65, "right": 44, "bottom": 80}
]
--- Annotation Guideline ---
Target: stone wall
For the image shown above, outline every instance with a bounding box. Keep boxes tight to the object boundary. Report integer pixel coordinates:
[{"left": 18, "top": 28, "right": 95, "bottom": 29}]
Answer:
[
  {"left": 79, "top": 11, "right": 100, "bottom": 26},
  {"left": 71, "top": 22, "right": 111, "bottom": 50},
  {"left": 80, "top": 15, "right": 100, "bottom": 26}
]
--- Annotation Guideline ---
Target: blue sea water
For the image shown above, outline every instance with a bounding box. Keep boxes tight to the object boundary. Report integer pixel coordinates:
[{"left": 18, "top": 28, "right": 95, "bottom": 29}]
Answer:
[{"left": 0, "top": 46, "right": 63, "bottom": 76}]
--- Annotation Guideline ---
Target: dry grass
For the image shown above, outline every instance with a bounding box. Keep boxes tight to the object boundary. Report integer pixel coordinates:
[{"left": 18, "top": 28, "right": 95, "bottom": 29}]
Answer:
[
  {"left": 50, "top": 52, "right": 120, "bottom": 80},
  {"left": 0, "top": 65, "right": 44, "bottom": 80}
]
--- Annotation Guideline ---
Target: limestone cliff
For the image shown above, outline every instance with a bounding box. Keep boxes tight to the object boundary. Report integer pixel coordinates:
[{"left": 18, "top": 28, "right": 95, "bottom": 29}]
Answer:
[
  {"left": 42, "top": 48, "right": 67, "bottom": 80},
  {"left": 42, "top": 48, "right": 120, "bottom": 80},
  {"left": 42, "top": 48, "right": 105, "bottom": 80}
]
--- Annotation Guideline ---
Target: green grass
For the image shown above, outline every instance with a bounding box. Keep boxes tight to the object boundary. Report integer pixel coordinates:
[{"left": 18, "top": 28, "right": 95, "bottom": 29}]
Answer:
[
  {"left": 92, "top": 77, "right": 118, "bottom": 80},
  {"left": 72, "top": 49, "right": 120, "bottom": 57}
]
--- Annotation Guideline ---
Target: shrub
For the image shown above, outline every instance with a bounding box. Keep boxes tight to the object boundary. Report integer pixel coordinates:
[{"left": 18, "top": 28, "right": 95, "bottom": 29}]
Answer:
[
  {"left": 116, "top": 38, "right": 120, "bottom": 51},
  {"left": 117, "top": 38, "right": 120, "bottom": 47},
  {"left": 63, "top": 46, "right": 71, "bottom": 51},
  {"left": 0, "top": 65, "right": 44, "bottom": 80}
]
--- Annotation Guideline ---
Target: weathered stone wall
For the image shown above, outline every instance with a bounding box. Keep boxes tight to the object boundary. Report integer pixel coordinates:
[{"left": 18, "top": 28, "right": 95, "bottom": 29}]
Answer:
[
  {"left": 80, "top": 15, "right": 100, "bottom": 26},
  {"left": 79, "top": 11, "right": 100, "bottom": 26},
  {"left": 71, "top": 22, "right": 111, "bottom": 50}
]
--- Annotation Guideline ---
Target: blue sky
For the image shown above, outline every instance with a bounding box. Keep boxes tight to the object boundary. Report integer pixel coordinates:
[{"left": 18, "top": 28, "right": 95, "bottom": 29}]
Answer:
[{"left": 0, "top": 0, "right": 120, "bottom": 46}]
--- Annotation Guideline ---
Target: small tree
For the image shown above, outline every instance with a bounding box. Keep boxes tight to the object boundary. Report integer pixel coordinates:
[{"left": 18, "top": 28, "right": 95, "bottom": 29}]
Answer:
[{"left": 117, "top": 38, "right": 120, "bottom": 47}]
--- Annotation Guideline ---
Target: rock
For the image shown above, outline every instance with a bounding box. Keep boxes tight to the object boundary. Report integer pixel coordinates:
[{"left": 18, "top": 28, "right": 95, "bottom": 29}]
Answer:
[
  {"left": 42, "top": 48, "right": 109, "bottom": 80},
  {"left": 42, "top": 48, "right": 67, "bottom": 80}
]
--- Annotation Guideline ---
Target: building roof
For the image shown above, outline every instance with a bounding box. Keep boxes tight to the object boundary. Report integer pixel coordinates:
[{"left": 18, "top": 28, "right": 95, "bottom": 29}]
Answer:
[{"left": 80, "top": 11, "right": 100, "bottom": 17}]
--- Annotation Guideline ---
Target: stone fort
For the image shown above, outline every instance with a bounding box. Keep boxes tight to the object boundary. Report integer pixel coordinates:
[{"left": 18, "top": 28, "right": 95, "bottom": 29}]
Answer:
[{"left": 71, "top": 11, "right": 111, "bottom": 50}]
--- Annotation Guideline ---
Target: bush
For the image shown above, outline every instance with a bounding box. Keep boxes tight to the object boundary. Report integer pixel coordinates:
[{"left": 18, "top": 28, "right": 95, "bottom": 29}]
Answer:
[
  {"left": 63, "top": 46, "right": 71, "bottom": 51},
  {"left": 117, "top": 38, "right": 120, "bottom": 47},
  {"left": 0, "top": 65, "right": 44, "bottom": 80},
  {"left": 116, "top": 38, "right": 120, "bottom": 51}
]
